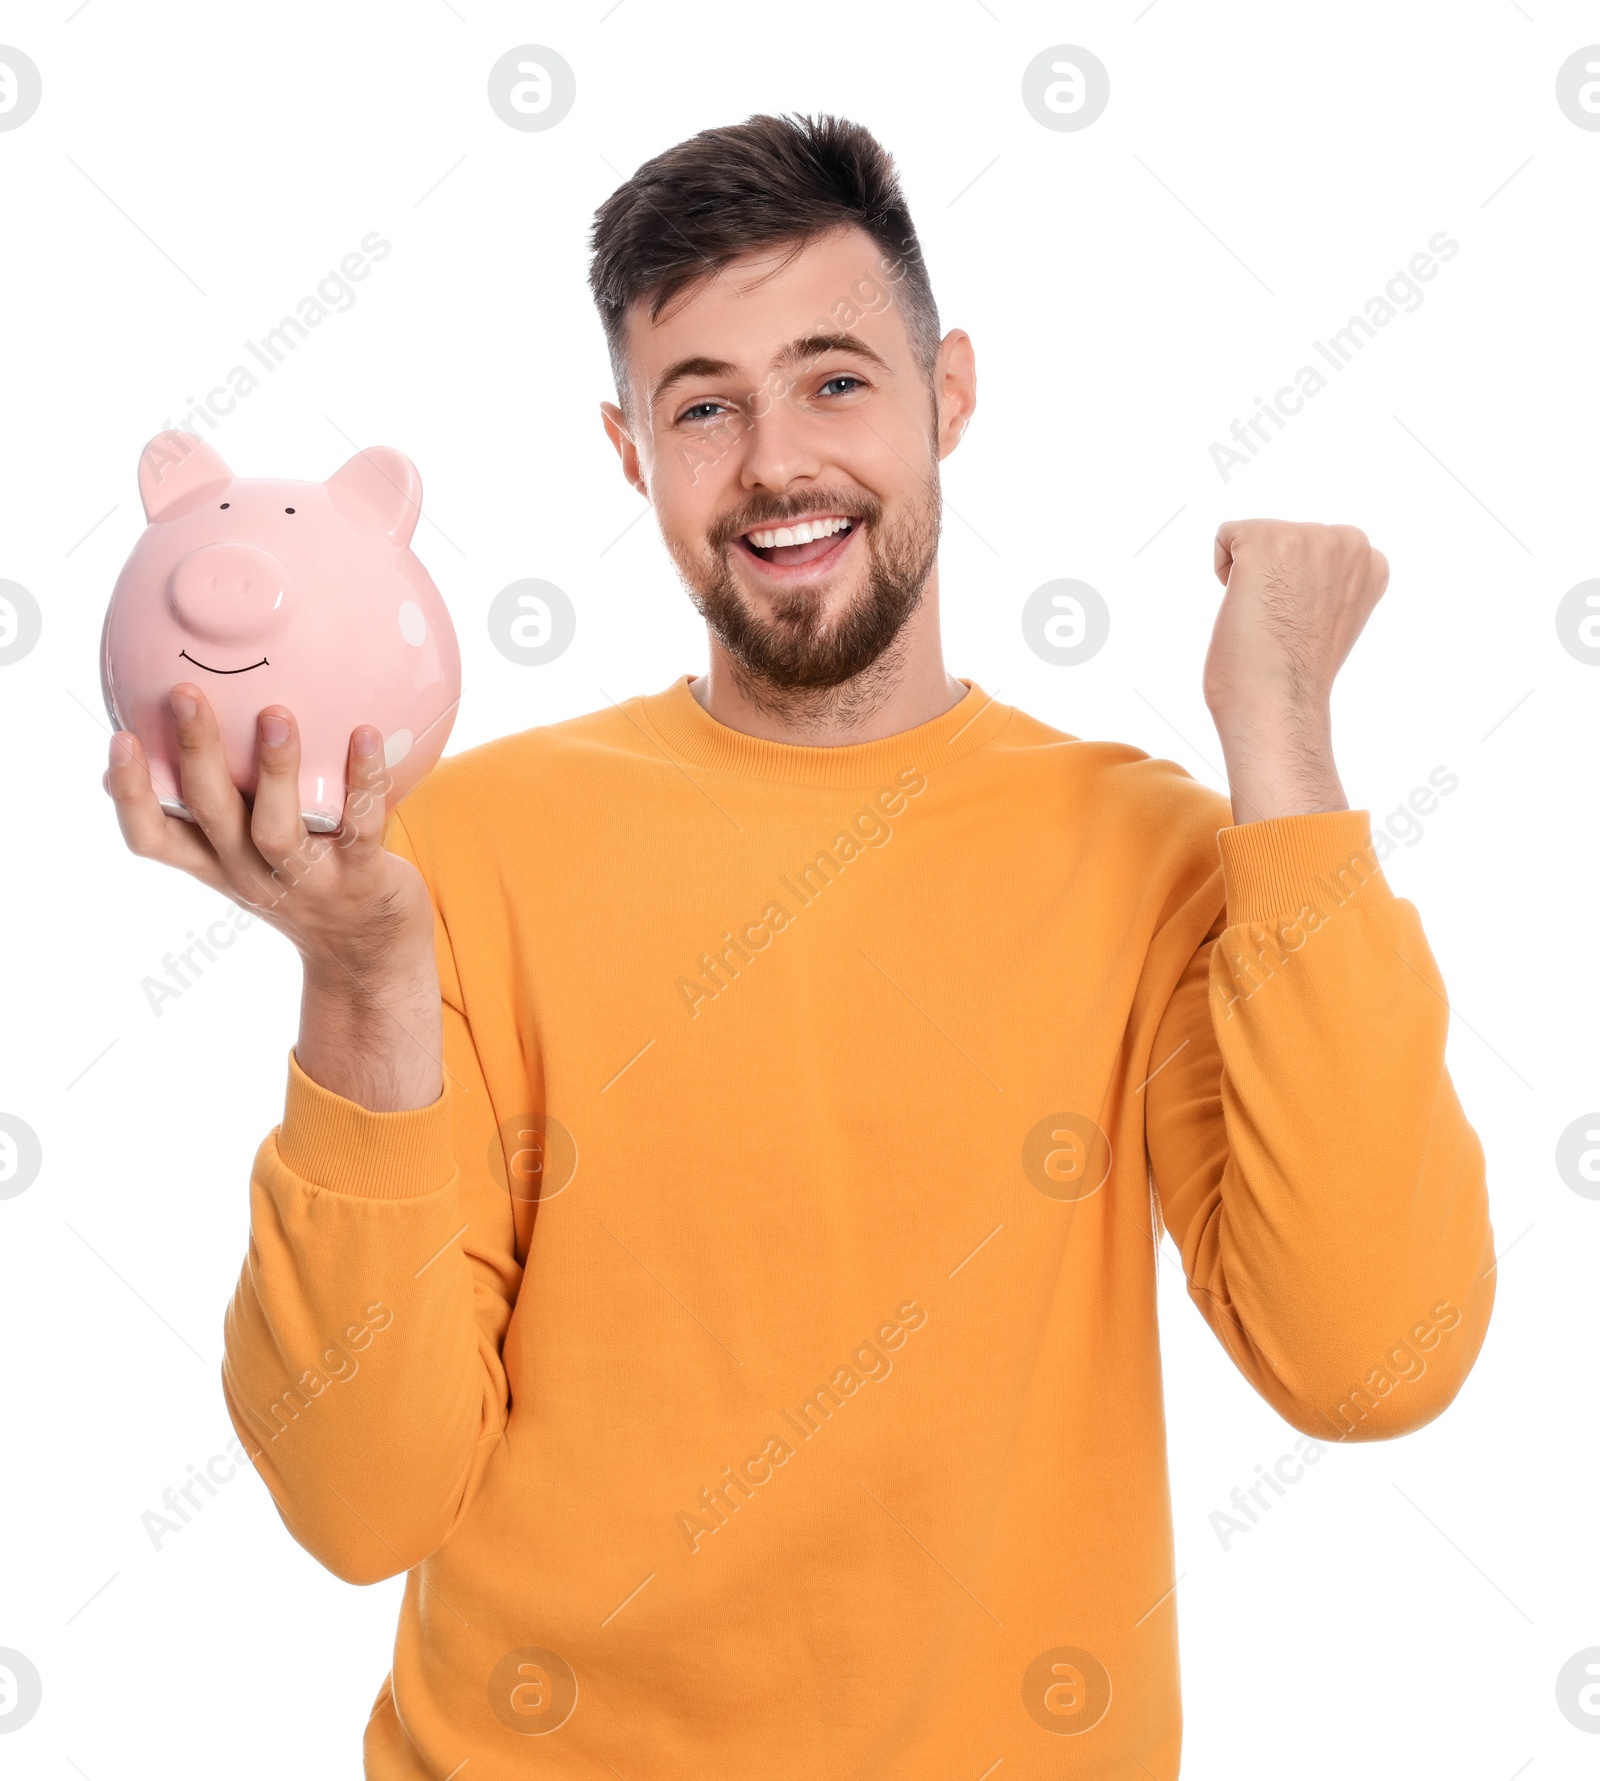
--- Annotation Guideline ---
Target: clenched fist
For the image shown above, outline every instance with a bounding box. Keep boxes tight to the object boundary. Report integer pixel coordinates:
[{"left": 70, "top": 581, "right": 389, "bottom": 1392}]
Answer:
[{"left": 1203, "top": 519, "right": 1390, "bottom": 824}]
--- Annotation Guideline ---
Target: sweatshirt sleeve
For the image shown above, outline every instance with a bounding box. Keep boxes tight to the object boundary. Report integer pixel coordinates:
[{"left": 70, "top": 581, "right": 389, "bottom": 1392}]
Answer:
[
  {"left": 219, "top": 812, "right": 520, "bottom": 1584},
  {"left": 1145, "top": 807, "right": 1496, "bottom": 1443}
]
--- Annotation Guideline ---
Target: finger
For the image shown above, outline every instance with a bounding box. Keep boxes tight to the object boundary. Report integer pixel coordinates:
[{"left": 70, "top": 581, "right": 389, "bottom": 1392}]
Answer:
[
  {"left": 1368, "top": 548, "right": 1391, "bottom": 603},
  {"left": 1213, "top": 522, "right": 1237, "bottom": 587},
  {"left": 333, "top": 725, "right": 391, "bottom": 859},
  {"left": 106, "top": 729, "right": 231, "bottom": 889},
  {"left": 169, "top": 683, "right": 255, "bottom": 864},
  {"left": 249, "top": 706, "right": 311, "bottom": 872}
]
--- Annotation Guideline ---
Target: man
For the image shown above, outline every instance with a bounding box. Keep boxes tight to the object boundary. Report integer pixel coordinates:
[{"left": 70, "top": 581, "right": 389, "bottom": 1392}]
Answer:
[{"left": 106, "top": 114, "right": 1493, "bottom": 1777}]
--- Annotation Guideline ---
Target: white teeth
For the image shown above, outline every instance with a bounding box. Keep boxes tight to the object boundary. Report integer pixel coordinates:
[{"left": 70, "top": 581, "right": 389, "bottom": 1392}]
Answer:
[{"left": 745, "top": 516, "right": 852, "bottom": 550}]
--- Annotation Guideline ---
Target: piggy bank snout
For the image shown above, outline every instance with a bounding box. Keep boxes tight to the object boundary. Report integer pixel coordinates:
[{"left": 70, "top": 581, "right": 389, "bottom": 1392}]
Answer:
[{"left": 167, "top": 543, "right": 289, "bottom": 642}]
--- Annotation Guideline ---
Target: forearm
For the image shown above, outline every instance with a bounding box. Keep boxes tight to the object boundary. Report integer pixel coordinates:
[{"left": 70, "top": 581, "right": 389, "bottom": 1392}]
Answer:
[
  {"left": 1211, "top": 695, "right": 1348, "bottom": 826},
  {"left": 297, "top": 946, "right": 443, "bottom": 1113}
]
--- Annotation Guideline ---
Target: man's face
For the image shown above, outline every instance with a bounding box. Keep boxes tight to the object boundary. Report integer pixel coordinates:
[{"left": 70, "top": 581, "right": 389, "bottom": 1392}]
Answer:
[{"left": 601, "top": 226, "right": 975, "bottom": 695}]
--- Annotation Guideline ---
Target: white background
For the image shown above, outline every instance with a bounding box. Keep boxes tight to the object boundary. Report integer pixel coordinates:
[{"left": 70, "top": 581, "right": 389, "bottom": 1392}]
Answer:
[{"left": 1, "top": 2, "right": 1596, "bottom": 1776}]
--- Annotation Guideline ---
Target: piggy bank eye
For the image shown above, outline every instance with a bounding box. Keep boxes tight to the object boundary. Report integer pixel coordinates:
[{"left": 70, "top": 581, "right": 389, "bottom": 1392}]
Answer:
[
  {"left": 219, "top": 502, "right": 230, "bottom": 509},
  {"left": 284, "top": 506, "right": 296, "bottom": 514}
]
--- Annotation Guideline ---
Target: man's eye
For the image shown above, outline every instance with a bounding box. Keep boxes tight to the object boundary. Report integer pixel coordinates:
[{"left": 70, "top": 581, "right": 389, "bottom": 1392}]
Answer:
[
  {"left": 819, "top": 375, "right": 865, "bottom": 397},
  {"left": 678, "top": 401, "right": 727, "bottom": 423}
]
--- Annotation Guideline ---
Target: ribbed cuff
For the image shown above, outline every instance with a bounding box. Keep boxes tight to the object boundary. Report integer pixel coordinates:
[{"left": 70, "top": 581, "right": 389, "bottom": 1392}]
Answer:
[
  {"left": 276, "top": 1050, "right": 454, "bottom": 1201},
  {"left": 1217, "top": 809, "right": 1389, "bottom": 927}
]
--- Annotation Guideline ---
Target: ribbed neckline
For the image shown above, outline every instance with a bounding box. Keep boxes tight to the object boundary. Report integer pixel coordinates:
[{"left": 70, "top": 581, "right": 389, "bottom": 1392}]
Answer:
[{"left": 633, "top": 674, "right": 1014, "bottom": 787}]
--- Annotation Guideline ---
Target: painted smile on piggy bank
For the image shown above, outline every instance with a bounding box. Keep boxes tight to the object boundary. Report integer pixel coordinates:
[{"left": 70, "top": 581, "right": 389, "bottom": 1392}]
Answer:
[
  {"left": 179, "top": 651, "right": 269, "bottom": 673},
  {"left": 101, "top": 430, "right": 461, "bottom": 832}
]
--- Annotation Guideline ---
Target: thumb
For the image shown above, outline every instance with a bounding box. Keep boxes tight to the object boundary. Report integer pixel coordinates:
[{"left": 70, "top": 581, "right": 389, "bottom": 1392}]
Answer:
[{"left": 1213, "top": 522, "right": 1238, "bottom": 588}]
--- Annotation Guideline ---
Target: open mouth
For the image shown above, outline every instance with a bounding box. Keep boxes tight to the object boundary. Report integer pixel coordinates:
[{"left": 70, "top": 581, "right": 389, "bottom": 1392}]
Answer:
[
  {"left": 735, "top": 514, "right": 857, "bottom": 576},
  {"left": 179, "top": 649, "right": 269, "bottom": 675}
]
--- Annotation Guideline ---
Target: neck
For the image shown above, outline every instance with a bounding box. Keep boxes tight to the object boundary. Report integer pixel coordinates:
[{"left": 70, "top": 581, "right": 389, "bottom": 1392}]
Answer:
[{"left": 687, "top": 569, "right": 967, "bottom": 746}]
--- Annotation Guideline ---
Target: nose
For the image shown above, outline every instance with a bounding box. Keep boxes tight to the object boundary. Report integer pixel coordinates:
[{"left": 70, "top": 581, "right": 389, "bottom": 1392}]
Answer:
[
  {"left": 737, "top": 390, "right": 826, "bottom": 495},
  {"left": 167, "top": 543, "right": 289, "bottom": 642}
]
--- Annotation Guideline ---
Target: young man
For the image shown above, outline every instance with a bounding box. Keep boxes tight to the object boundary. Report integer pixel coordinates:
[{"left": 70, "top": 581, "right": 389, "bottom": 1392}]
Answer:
[{"left": 106, "top": 115, "right": 1493, "bottom": 1778}]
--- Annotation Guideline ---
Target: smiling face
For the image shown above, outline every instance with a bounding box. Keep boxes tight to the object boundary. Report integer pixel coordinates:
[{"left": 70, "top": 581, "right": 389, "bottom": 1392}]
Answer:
[{"left": 601, "top": 226, "right": 976, "bottom": 703}]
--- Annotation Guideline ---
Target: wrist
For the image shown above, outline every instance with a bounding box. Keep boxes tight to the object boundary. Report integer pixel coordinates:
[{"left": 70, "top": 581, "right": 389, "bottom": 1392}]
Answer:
[
  {"left": 1207, "top": 684, "right": 1330, "bottom": 745},
  {"left": 1211, "top": 699, "right": 1347, "bottom": 824},
  {"left": 299, "top": 925, "right": 437, "bottom": 1003},
  {"left": 297, "top": 952, "right": 442, "bottom": 1113}
]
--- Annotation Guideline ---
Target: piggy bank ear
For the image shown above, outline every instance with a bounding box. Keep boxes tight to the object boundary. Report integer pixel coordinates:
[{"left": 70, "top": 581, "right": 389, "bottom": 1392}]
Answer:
[
  {"left": 326, "top": 447, "right": 422, "bottom": 547},
  {"left": 138, "top": 431, "right": 233, "bottom": 521}
]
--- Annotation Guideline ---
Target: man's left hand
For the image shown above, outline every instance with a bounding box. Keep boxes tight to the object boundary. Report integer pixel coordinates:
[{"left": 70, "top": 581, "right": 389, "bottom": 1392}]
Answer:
[{"left": 1203, "top": 518, "right": 1390, "bottom": 824}]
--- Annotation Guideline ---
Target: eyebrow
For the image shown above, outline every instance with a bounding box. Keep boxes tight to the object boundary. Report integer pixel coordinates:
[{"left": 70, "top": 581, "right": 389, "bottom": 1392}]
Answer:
[
  {"left": 649, "top": 354, "right": 738, "bottom": 409},
  {"left": 774, "top": 332, "right": 891, "bottom": 374},
  {"left": 650, "top": 332, "right": 891, "bottom": 410}
]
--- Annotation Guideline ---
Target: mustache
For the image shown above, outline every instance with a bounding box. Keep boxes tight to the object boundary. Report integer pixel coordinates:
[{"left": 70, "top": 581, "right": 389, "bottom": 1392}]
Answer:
[{"left": 706, "top": 491, "right": 883, "bottom": 553}]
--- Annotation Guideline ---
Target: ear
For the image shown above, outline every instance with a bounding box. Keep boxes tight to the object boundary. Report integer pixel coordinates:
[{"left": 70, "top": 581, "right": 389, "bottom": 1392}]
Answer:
[
  {"left": 600, "top": 401, "right": 648, "bottom": 499},
  {"left": 138, "top": 430, "right": 233, "bottom": 521},
  {"left": 933, "top": 330, "right": 977, "bottom": 463},
  {"left": 326, "top": 446, "right": 422, "bottom": 546}
]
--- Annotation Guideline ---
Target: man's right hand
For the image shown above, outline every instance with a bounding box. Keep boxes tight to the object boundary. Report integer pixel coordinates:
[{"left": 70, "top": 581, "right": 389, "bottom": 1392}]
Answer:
[{"left": 105, "top": 683, "right": 444, "bottom": 1113}]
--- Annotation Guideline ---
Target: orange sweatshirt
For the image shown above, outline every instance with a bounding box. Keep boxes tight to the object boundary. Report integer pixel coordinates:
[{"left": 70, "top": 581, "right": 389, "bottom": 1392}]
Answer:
[{"left": 221, "top": 676, "right": 1494, "bottom": 1779}]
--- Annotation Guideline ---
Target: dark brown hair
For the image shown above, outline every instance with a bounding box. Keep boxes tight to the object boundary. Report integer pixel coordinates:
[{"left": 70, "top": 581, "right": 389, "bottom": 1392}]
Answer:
[{"left": 588, "top": 113, "right": 941, "bottom": 406}]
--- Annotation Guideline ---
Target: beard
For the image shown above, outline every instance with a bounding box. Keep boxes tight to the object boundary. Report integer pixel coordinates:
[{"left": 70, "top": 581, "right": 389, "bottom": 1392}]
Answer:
[{"left": 665, "top": 474, "right": 942, "bottom": 712}]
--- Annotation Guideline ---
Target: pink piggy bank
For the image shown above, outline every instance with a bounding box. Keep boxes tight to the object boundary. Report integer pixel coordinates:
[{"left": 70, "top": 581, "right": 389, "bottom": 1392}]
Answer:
[{"left": 101, "top": 429, "right": 460, "bottom": 832}]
